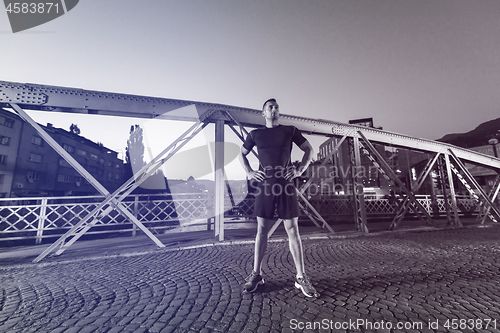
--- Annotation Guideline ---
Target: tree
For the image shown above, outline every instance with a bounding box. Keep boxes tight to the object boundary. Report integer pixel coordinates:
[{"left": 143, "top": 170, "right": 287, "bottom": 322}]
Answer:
[
  {"left": 126, "top": 125, "right": 145, "bottom": 169},
  {"left": 126, "top": 124, "right": 167, "bottom": 191}
]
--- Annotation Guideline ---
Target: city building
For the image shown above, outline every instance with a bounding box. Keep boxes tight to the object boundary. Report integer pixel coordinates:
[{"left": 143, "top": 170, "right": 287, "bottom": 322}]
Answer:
[
  {"left": 466, "top": 145, "right": 499, "bottom": 191},
  {"left": 0, "top": 108, "right": 124, "bottom": 198},
  {"left": 0, "top": 109, "right": 22, "bottom": 197},
  {"left": 314, "top": 118, "right": 388, "bottom": 197}
]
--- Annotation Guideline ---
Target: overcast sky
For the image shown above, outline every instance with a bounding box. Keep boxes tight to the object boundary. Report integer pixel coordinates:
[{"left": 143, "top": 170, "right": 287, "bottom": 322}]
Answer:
[{"left": 2, "top": 0, "right": 500, "bottom": 167}]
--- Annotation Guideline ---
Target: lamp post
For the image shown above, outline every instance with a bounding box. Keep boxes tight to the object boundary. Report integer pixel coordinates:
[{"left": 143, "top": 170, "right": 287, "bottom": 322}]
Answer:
[{"left": 488, "top": 138, "right": 498, "bottom": 158}]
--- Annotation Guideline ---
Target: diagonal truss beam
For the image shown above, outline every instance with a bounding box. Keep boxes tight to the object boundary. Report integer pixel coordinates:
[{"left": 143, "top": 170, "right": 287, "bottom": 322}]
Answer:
[
  {"left": 390, "top": 151, "right": 442, "bottom": 229},
  {"left": 351, "top": 136, "right": 369, "bottom": 233},
  {"left": 48, "top": 119, "right": 209, "bottom": 260},
  {"left": 447, "top": 160, "right": 492, "bottom": 223},
  {"left": 11, "top": 103, "right": 167, "bottom": 259},
  {"left": 226, "top": 113, "right": 258, "bottom": 159},
  {"left": 357, "top": 131, "right": 435, "bottom": 230},
  {"left": 448, "top": 149, "right": 500, "bottom": 223},
  {"left": 477, "top": 174, "right": 500, "bottom": 224},
  {"left": 443, "top": 153, "right": 461, "bottom": 227},
  {"left": 413, "top": 152, "right": 442, "bottom": 192},
  {"left": 298, "top": 133, "right": 351, "bottom": 196},
  {"left": 296, "top": 190, "right": 336, "bottom": 234},
  {"left": 28, "top": 106, "right": 212, "bottom": 262}
]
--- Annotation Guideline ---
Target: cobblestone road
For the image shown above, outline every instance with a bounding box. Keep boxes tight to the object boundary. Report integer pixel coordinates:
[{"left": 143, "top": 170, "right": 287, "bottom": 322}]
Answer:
[{"left": 2, "top": 226, "right": 500, "bottom": 332}]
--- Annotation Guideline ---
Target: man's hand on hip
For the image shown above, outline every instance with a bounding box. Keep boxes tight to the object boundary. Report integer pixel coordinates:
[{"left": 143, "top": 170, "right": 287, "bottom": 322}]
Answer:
[{"left": 248, "top": 170, "right": 266, "bottom": 182}]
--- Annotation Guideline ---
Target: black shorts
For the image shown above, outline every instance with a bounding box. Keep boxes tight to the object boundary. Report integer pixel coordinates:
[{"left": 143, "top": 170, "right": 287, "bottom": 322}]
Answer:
[{"left": 253, "top": 178, "right": 299, "bottom": 219}]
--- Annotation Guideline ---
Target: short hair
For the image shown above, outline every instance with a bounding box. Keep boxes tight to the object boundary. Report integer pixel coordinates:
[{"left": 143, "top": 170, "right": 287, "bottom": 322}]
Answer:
[{"left": 262, "top": 98, "right": 277, "bottom": 111}]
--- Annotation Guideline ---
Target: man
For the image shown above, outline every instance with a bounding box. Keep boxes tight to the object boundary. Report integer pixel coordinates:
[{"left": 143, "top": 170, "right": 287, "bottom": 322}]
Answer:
[{"left": 238, "top": 98, "right": 319, "bottom": 298}]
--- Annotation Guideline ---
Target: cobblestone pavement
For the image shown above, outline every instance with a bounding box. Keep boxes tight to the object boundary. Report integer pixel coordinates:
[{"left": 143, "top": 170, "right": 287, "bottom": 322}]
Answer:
[{"left": 2, "top": 225, "right": 500, "bottom": 333}]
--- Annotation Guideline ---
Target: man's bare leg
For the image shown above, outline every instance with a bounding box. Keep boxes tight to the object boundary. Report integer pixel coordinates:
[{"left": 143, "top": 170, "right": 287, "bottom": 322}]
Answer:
[
  {"left": 283, "top": 217, "right": 305, "bottom": 277},
  {"left": 284, "top": 217, "right": 319, "bottom": 297},
  {"left": 243, "top": 217, "right": 272, "bottom": 293},
  {"left": 253, "top": 217, "right": 273, "bottom": 275}
]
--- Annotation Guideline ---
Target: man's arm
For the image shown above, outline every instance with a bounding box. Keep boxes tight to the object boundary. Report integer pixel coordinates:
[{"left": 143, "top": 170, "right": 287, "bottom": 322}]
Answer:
[
  {"left": 285, "top": 140, "right": 314, "bottom": 180},
  {"left": 238, "top": 146, "right": 265, "bottom": 181}
]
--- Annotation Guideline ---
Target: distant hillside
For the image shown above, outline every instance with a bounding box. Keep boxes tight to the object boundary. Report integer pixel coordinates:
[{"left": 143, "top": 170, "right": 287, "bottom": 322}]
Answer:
[{"left": 437, "top": 118, "right": 500, "bottom": 148}]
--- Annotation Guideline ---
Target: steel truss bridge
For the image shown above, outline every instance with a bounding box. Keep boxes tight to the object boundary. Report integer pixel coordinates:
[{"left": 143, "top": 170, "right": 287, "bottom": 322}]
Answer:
[{"left": 1, "top": 80, "right": 500, "bottom": 262}]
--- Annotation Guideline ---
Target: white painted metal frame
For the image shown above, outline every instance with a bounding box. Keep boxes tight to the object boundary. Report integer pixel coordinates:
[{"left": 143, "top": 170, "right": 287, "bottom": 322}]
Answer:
[
  {"left": 351, "top": 136, "right": 370, "bottom": 233},
  {"left": 357, "top": 132, "right": 434, "bottom": 230},
  {"left": 2, "top": 80, "right": 500, "bottom": 258},
  {"left": 22, "top": 104, "right": 212, "bottom": 262},
  {"left": 3, "top": 80, "right": 500, "bottom": 168},
  {"left": 443, "top": 153, "right": 461, "bottom": 227},
  {"left": 476, "top": 175, "right": 500, "bottom": 224},
  {"left": 447, "top": 149, "right": 500, "bottom": 223},
  {"left": 11, "top": 103, "right": 166, "bottom": 257},
  {"left": 389, "top": 151, "right": 442, "bottom": 229},
  {"left": 214, "top": 119, "right": 225, "bottom": 241}
]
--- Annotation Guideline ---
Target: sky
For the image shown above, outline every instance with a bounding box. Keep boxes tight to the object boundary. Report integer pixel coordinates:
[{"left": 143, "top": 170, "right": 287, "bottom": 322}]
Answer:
[{"left": 2, "top": 0, "right": 500, "bottom": 179}]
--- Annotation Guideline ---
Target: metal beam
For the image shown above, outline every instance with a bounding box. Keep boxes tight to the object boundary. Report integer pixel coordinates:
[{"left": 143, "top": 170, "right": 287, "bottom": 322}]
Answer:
[
  {"left": 357, "top": 132, "right": 435, "bottom": 230},
  {"left": 2, "top": 80, "right": 500, "bottom": 170},
  {"left": 437, "top": 156, "right": 454, "bottom": 225},
  {"left": 299, "top": 132, "right": 351, "bottom": 196},
  {"left": 351, "top": 136, "right": 369, "bottom": 233},
  {"left": 448, "top": 149, "right": 500, "bottom": 223},
  {"left": 297, "top": 191, "right": 336, "bottom": 234},
  {"left": 4, "top": 80, "right": 500, "bottom": 243},
  {"left": 477, "top": 175, "right": 500, "bottom": 224},
  {"left": 214, "top": 119, "right": 225, "bottom": 241},
  {"left": 390, "top": 152, "right": 442, "bottom": 229},
  {"left": 11, "top": 103, "right": 167, "bottom": 260},
  {"left": 444, "top": 153, "right": 461, "bottom": 227},
  {"left": 267, "top": 219, "right": 283, "bottom": 238},
  {"left": 31, "top": 110, "right": 210, "bottom": 262}
]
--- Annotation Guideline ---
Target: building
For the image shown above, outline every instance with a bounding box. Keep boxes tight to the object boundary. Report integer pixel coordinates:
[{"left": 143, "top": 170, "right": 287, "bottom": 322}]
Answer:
[
  {"left": 0, "top": 109, "right": 22, "bottom": 197},
  {"left": 0, "top": 108, "right": 124, "bottom": 198},
  {"left": 315, "top": 118, "right": 388, "bottom": 196},
  {"left": 466, "top": 145, "right": 499, "bottom": 191}
]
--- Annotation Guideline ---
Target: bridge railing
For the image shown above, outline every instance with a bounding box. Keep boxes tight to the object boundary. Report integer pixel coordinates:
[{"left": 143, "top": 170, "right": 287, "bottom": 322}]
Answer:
[
  {"left": 0, "top": 193, "right": 208, "bottom": 244},
  {"left": 0, "top": 193, "right": 479, "bottom": 244},
  {"left": 227, "top": 194, "right": 478, "bottom": 219}
]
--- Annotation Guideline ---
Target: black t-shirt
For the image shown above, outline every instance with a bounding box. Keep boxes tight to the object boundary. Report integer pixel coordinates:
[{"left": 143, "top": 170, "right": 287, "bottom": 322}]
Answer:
[{"left": 242, "top": 125, "right": 307, "bottom": 170}]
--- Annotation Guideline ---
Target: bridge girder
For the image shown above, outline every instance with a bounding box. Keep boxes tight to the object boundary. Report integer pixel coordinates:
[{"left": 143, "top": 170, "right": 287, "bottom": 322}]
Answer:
[
  {"left": 2, "top": 80, "right": 500, "bottom": 262},
  {"left": 2, "top": 80, "right": 499, "bottom": 170}
]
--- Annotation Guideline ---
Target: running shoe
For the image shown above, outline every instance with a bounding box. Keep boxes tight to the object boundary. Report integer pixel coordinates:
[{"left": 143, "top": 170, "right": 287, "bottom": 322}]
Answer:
[
  {"left": 295, "top": 274, "right": 319, "bottom": 298},
  {"left": 243, "top": 271, "right": 264, "bottom": 293}
]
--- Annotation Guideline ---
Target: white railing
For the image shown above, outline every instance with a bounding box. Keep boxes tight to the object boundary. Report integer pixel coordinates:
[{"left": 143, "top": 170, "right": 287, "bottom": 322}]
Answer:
[
  {"left": 0, "top": 193, "right": 209, "bottom": 244},
  {"left": 0, "top": 193, "right": 480, "bottom": 244},
  {"left": 228, "top": 194, "right": 479, "bottom": 218}
]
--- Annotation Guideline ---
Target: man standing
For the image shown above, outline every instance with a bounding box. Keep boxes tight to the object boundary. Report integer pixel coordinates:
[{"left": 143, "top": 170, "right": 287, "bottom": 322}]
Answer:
[{"left": 238, "top": 98, "right": 319, "bottom": 298}]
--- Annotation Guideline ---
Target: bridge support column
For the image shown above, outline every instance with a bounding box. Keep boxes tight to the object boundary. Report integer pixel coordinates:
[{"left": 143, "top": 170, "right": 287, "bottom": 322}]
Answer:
[
  {"left": 214, "top": 119, "right": 225, "bottom": 241},
  {"left": 443, "top": 153, "right": 461, "bottom": 227},
  {"left": 350, "top": 136, "right": 369, "bottom": 233}
]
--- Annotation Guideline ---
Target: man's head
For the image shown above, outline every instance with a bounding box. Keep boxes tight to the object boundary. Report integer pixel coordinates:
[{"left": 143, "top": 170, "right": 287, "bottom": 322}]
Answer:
[{"left": 262, "top": 98, "right": 279, "bottom": 120}]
